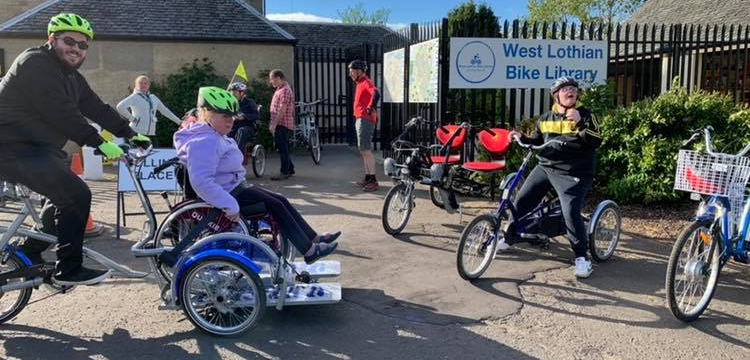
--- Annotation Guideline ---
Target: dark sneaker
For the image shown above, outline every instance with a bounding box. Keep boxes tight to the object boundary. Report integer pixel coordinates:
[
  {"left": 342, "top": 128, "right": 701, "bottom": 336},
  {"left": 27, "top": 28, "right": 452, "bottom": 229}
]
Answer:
[
  {"left": 314, "top": 231, "right": 342, "bottom": 244},
  {"left": 270, "top": 173, "right": 291, "bottom": 181},
  {"left": 355, "top": 178, "right": 369, "bottom": 187},
  {"left": 304, "top": 242, "right": 338, "bottom": 265},
  {"left": 52, "top": 266, "right": 111, "bottom": 286},
  {"left": 362, "top": 181, "right": 379, "bottom": 192}
]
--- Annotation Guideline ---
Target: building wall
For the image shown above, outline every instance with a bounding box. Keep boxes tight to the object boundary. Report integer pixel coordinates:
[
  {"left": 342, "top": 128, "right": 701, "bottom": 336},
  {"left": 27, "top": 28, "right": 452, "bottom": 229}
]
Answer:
[
  {"left": 0, "top": 38, "right": 294, "bottom": 105},
  {"left": 0, "top": 0, "right": 46, "bottom": 24}
]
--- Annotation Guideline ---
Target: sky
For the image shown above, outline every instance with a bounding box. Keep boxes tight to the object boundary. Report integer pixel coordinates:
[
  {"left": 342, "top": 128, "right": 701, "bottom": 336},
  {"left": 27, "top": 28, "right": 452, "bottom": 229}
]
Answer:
[{"left": 266, "top": 0, "right": 530, "bottom": 28}]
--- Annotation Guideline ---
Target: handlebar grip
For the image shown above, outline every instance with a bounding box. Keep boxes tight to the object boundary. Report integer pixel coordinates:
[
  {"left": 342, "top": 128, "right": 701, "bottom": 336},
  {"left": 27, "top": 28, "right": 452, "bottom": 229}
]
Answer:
[{"left": 154, "top": 157, "right": 180, "bottom": 174}]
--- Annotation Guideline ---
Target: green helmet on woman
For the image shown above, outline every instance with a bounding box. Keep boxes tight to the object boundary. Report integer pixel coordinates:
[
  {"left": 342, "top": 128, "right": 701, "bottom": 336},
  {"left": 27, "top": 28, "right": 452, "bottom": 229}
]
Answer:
[
  {"left": 48, "top": 13, "right": 94, "bottom": 39},
  {"left": 197, "top": 86, "right": 240, "bottom": 115}
]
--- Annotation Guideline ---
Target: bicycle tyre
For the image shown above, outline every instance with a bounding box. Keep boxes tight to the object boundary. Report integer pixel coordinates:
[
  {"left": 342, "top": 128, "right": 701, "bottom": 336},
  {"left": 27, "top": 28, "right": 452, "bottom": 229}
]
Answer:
[
  {"left": 0, "top": 251, "right": 34, "bottom": 324},
  {"left": 252, "top": 145, "right": 266, "bottom": 178},
  {"left": 588, "top": 200, "right": 621, "bottom": 262},
  {"left": 665, "top": 220, "right": 721, "bottom": 322},
  {"left": 180, "top": 256, "right": 266, "bottom": 336},
  {"left": 309, "top": 128, "right": 321, "bottom": 165},
  {"left": 456, "top": 214, "right": 499, "bottom": 280},
  {"left": 429, "top": 185, "right": 445, "bottom": 209},
  {"left": 381, "top": 182, "right": 413, "bottom": 235}
]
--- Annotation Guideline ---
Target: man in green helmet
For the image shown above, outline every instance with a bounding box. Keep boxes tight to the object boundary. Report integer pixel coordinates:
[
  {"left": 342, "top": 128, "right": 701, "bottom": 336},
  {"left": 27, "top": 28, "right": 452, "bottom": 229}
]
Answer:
[{"left": 0, "top": 13, "right": 149, "bottom": 286}]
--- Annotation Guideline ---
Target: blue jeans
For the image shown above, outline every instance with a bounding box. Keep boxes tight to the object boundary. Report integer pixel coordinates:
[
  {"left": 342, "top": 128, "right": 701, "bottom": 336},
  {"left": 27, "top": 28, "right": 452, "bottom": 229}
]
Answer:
[
  {"left": 274, "top": 126, "right": 294, "bottom": 174},
  {"left": 0, "top": 148, "right": 91, "bottom": 273},
  {"left": 233, "top": 183, "right": 315, "bottom": 254}
]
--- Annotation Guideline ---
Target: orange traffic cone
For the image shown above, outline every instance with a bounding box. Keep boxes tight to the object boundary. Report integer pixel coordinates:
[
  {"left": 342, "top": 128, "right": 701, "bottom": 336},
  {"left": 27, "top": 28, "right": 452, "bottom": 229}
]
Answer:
[{"left": 70, "top": 152, "right": 84, "bottom": 178}]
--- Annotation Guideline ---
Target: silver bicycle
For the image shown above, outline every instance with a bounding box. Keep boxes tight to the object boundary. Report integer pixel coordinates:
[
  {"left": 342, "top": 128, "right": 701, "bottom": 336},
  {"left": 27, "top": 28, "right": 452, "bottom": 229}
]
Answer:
[{"left": 292, "top": 99, "right": 325, "bottom": 165}]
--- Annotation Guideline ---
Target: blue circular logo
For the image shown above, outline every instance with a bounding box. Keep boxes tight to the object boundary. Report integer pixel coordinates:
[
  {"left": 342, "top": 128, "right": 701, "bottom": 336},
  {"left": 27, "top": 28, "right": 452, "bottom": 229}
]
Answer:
[{"left": 456, "top": 41, "right": 495, "bottom": 84}]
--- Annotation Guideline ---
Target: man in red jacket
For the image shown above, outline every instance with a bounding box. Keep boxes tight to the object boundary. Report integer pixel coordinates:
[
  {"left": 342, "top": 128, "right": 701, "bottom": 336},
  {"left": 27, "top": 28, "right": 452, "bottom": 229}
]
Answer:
[{"left": 348, "top": 60, "right": 381, "bottom": 192}]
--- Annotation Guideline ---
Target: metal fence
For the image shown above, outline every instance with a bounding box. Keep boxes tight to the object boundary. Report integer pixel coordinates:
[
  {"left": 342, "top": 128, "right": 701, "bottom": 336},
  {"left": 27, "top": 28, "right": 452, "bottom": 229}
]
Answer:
[{"left": 293, "top": 19, "right": 750, "bottom": 151}]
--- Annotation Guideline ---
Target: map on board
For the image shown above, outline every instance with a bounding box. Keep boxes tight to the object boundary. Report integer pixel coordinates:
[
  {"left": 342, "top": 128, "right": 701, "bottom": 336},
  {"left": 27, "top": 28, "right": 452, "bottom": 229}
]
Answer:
[
  {"left": 383, "top": 48, "right": 405, "bottom": 103},
  {"left": 409, "top": 38, "right": 439, "bottom": 103}
]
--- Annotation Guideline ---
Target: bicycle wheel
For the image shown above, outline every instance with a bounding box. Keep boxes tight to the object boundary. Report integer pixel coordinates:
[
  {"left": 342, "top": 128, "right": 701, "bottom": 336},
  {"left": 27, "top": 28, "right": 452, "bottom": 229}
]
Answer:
[
  {"left": 456, "top": 214, "right": 499, "bottom": 280},
  {"left": 0, "top": 251, "right": 33, "bottom": 324},
  {"left": 251, "top": 145, "right": 266, "bottom": 178},
  {"left": 429, "top": 185, "right": 445, "bottom": 209},
  {"left": 665, "top": 220, "right": 722, "bottom": 322},
  {"left": 588, "top": 200, "right": 621, "bottom": 262},
  {"left": 381, "top": 182, "right": 414, "bottom": 235},
  {"left": 180, "top": 257, "right": 266, "bottom": 336},
  {"left": 309, "top": 127, "right": 321, "bottom": 165}
]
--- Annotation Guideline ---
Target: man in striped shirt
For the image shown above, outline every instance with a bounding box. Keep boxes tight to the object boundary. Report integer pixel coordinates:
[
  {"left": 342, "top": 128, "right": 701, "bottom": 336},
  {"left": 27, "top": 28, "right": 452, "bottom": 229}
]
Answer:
[{"left": 268, "top": 69, "right": 295, "bottom": 180}]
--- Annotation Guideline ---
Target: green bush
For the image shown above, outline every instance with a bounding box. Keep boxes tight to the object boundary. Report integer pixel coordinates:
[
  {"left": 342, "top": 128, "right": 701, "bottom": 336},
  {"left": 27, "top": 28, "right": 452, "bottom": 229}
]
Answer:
[{"left": 597, "top": 80, "right": 749, "bottom": 204}]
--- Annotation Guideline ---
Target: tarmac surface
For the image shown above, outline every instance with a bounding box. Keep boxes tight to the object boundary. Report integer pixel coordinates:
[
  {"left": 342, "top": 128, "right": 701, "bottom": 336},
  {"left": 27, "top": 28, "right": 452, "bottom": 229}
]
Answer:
[{"left": 0, "top": 146, "right": 748, "bottom": 359}]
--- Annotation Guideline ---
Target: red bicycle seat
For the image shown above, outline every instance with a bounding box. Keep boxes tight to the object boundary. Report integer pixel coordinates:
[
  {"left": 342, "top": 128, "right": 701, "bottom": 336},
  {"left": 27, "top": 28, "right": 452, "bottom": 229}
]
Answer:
[
  {"left": 478, "top": 128, "right": 511, "bottom": 155},
  {"left": 435, "top": 125, "right": 466, "bottom": 150}
]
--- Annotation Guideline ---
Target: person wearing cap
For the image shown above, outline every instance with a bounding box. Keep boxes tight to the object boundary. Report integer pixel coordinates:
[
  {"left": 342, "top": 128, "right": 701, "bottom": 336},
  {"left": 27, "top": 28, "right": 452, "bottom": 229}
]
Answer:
[
  {"left": 173, "top": 86, "right": 340, "bottom": 265},
  {"left": 348, "top": 60, "right": 381, "bottom": 192},
  {"left": 506, "top": 76, "right": 603, "bottom": 279},
  {"left": 116, "top": 75, "right": 182, "bottom": 146},
  {"left": 0, "top": 13, "right": 150, "bottom": 285},
  {"left": 226, "top": 81, "right": 260, "bottom": 164}
]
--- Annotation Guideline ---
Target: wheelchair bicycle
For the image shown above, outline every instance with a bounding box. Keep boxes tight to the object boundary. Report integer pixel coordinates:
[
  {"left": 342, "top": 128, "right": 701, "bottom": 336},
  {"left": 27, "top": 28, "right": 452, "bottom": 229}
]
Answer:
[{"left": 0, "top": 145, "right": 341, "bottom": 337}]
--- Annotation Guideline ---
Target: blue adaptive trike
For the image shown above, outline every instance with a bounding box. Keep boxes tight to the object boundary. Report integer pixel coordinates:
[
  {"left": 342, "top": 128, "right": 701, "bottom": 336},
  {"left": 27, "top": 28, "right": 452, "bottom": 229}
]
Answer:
[{"left": 0, "top": 144, "right": 341, "bottom": 336}]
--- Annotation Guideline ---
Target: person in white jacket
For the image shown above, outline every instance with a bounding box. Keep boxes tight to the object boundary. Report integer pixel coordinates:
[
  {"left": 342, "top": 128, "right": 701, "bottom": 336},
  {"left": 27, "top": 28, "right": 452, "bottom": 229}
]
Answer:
[{"left": 116, "top": 75, "right": 181, "bottom": 144}]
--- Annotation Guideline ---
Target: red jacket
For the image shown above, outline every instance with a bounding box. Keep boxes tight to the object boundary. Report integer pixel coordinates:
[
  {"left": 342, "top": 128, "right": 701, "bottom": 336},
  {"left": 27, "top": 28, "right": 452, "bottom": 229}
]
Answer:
[{"left": 353, "top": 75, "right": 378, "bottom": 123}]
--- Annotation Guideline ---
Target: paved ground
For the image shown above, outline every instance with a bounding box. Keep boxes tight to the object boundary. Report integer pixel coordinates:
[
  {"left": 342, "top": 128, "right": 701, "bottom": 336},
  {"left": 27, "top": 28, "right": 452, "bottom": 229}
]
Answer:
[{"left": 0, "top": 147, "right": 748, "bottom": 359}]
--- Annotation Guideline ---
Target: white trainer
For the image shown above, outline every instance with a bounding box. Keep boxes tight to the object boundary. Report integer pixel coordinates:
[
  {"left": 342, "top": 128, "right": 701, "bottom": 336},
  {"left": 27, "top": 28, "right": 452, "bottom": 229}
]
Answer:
[{"left": 574, "top": 257, "right": 593, "bottom": 278}]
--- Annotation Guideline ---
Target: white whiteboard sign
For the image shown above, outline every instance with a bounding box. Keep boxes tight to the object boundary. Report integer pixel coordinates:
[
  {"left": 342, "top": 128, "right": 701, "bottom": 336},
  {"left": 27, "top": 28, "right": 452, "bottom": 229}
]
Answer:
[
  {"left": 449, "top": 38, "right": 608, "bottom": 89},
  {"left": 117, "top": 148, "right": 178, "bottom": 192}
]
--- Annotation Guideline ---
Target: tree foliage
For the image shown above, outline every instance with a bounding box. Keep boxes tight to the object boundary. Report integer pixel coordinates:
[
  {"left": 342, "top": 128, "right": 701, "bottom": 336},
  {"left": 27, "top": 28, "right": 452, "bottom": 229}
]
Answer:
[
  {"left": 447, "top": 1, "right": 499, "bottom": 37},
  {"left": 526, "top": 0, "right": 646, "bottom": 24},
  {"left": 338, "top": 2, "right": 390, "bottom": 25},
  {"left": 150, "top": 58, "right": 227, "bottom": 146}
]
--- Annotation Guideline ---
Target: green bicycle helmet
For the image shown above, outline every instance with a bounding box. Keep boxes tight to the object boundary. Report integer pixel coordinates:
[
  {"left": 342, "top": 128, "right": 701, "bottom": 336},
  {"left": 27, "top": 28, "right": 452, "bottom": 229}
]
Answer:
[
  {"left": 196, "top": 86, "right": 239, "bottom": 115},
  {"left": 48, "top": 13, "right": 94, "bottom": 39}
]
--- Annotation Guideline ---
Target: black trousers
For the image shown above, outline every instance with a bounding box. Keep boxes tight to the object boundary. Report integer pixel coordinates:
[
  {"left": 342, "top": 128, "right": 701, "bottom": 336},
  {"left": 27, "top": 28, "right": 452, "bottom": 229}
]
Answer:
[
  {"left": 0, "top": 148, "right": 91, "bottom": 274},
  {"left": 512, "top": 165, "right": 593, "bottom": 258},
  {"left": 232, "top": 182, "right": 315, "bottom": 254}
]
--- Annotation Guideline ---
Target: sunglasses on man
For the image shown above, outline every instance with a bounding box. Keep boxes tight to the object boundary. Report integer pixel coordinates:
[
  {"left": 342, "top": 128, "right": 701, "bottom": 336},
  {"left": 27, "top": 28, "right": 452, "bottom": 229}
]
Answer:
[{"left": 57, "top": 36, "right": 89, "bottom": 50}]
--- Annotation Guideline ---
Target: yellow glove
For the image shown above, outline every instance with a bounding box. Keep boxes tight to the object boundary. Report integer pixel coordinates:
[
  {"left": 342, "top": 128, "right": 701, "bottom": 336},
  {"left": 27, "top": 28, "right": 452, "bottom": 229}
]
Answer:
[{"left": 97, "top": 141, "right": 124, "bottom": 160}]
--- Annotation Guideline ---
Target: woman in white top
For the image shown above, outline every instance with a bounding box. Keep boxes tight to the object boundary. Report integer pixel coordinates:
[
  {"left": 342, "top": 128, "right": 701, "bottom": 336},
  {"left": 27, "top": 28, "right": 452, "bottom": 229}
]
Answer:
[{"left": 116, "top": 75, "right": 182, "bottom": 142}]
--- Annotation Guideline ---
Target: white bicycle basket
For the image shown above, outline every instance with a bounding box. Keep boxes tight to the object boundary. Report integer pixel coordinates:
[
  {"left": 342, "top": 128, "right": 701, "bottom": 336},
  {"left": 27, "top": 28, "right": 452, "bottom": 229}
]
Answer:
[{"left": 674, "top": 149, "right": 750, "bottom": 220}]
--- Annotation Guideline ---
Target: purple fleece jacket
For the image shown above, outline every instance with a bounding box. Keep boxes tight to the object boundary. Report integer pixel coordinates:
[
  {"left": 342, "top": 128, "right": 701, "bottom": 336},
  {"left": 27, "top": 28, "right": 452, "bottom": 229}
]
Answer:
[{"left": 173, "top": 122, "right": 246, "bottom": 215}]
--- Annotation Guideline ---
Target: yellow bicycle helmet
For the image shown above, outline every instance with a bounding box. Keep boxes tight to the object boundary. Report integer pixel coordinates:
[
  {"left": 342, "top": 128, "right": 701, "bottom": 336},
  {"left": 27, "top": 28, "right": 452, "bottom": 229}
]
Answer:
[{"left": 48, "top": 13, "right": 94, "bottom": 39}]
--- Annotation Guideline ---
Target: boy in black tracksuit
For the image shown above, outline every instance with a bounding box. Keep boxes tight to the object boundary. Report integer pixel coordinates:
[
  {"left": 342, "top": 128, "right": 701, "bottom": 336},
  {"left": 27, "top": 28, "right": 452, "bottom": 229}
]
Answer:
[{"left": 507, "top": 76, "right": 603, "bottom": 278}]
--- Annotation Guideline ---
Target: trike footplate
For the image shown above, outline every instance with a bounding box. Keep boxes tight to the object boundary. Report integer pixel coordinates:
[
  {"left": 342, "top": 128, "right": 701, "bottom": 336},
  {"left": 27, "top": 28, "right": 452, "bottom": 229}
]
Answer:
[
  {"left": 290, "top": 260, "right": 341, "bottom": 278},
  {"left": 266, "top": 282, "right": 342, "bottom": 306}
]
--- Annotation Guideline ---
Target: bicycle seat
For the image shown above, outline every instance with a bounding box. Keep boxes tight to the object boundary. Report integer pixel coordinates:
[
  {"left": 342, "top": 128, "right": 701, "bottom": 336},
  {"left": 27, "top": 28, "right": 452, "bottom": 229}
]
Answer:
[
  {"left": 462, "top": 128, "right": 511, "bottom": 172},
  {"left": 432, "top": 125, "right": 465, "bottom": 164}
]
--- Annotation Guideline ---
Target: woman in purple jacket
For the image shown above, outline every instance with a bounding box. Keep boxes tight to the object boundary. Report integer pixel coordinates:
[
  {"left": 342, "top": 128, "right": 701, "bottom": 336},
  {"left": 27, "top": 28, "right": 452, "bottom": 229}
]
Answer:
[{"left": 174, "top": 87, "right": 339, "bottom": 264}]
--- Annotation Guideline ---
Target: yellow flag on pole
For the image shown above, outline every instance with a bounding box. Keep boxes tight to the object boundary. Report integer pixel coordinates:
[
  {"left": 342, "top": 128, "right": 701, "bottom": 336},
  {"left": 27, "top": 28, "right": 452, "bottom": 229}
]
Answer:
[{"left": 234, "top": 60, "right": 248, "bottom": 82}]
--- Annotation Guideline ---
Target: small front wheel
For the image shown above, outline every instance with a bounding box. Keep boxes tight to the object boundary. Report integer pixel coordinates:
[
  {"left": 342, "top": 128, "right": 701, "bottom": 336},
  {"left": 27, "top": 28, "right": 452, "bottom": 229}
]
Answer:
[
  {"left": 456, "top": 214, "right": 499, "bottom": 280},
  {"left": 587, "top": 200, "right": 621, "bottom": 262},
  {"left": 251, "top": 144, "right": 266, "bottom": 178},
  {"left": 309, "top": 127, "right": 321, "bottom": 165},
  {"left": 429, "top": 185, "right": 445, "bottom": 209},
  {"left": 180, "top": 257, "right": 266, "bottom": 336},
  {"left": 381, "top": 182, "right": 414, "bottom": 235},
  {"left": 665, "top": 220, "right": 722, "bottom": 322},
  {"left": 0, "top": 251, "right": 34, "bottom": 324}
]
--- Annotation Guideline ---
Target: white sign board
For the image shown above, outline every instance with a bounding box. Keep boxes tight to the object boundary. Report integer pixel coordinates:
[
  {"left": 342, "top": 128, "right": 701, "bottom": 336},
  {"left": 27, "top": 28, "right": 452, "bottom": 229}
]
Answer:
[
  {"left": 409, "top": 38, "right": 439, "bottom": 103},
  {"left": 117, "top": 148, "right": 178, "bottom": 192},
  {"left": 449, "top": 38, "right": 608, "bottom": 89},
  {"left": 383, "top": 48, "right": 405, "bottom": 103}
]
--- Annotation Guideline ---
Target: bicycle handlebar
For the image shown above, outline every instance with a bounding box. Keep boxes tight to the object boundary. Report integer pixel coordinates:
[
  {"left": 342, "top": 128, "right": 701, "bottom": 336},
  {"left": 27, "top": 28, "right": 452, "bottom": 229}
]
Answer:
[
  {"left": 512, "top": 133, "right": 566, "bottom": 150},
  {"left": 683, "top": 125, "right": 750, "bottom": 157},
  {"left": 295, "top": 99, "right": 327, "bottom": 108},
  {"left": 154, "top": 156, "right": 181, "bottom": 174}
]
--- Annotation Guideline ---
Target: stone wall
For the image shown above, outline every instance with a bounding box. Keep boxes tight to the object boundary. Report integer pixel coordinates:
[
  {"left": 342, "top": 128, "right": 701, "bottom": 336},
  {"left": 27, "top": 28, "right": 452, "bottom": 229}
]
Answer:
[{"left": 0, "top": 38, "right": 294, "bottom": 105}]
